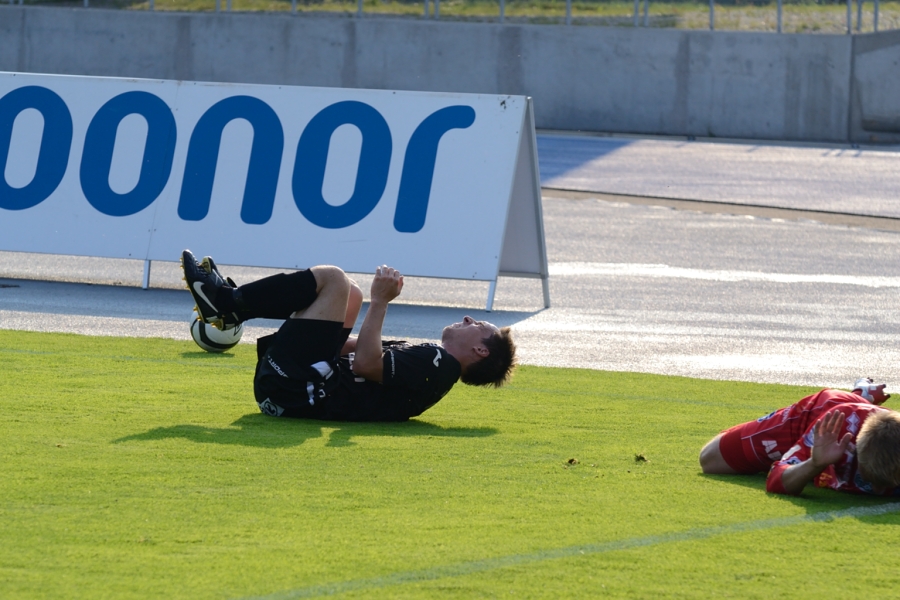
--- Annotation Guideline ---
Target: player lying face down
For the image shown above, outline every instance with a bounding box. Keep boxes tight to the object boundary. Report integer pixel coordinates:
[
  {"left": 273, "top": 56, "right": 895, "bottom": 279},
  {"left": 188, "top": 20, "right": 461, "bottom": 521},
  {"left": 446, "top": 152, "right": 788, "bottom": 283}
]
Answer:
[
  {"left": 699, "top": 380, "right": 900, "bottom": 496},
  {"left": 181, "top": 251, "right": 517, "bottom": 422}
]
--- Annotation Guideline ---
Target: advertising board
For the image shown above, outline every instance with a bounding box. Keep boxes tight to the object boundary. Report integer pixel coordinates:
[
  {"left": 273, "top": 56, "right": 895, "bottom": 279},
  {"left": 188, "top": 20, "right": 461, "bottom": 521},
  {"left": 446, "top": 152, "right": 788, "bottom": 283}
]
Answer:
[{"left": 0, "top": 73, "right": 548, "bottom": 309}]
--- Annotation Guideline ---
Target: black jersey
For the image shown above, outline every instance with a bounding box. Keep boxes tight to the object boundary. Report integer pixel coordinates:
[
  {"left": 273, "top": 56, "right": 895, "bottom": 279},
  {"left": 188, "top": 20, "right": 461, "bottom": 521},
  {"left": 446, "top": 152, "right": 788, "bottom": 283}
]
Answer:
[{"left": 316, "top": 341, "right": 461, "bottom": 422}]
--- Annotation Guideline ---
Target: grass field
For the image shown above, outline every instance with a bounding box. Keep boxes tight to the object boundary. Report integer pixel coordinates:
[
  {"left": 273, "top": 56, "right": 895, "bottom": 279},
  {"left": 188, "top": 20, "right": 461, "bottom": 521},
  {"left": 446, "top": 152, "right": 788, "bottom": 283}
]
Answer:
[
  {"left": 2, "top": 328, "right": 899, "bottom": 598},
  {"left": 20, "top": 0, "right": 900, "bottom": 33}
]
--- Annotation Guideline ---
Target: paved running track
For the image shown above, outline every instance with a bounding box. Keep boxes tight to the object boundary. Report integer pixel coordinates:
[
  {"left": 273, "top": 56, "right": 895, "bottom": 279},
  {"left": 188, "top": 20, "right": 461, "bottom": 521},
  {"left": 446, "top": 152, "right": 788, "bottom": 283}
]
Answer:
[{"left": 2, "top": 132, "right": 899, "bottom": 390}]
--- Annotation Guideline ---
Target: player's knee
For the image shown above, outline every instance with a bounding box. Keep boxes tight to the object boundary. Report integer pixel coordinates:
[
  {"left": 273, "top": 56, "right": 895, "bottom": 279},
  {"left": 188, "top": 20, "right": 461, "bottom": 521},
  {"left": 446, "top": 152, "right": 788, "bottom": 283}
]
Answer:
[
  {"left": 348, "top": 281, "right": 362, "bottom": 307},
  {"left": 699, "top": 436, "right": 737, "bottom": 474},
  {"left": 312, "top": 265, "right": 350, "bottom": 294},
  {"left": 349, "top": 278, "right": 361, "bottom": 295},
  {"left": 344, "top": 283, "right": 363, "bottom": 328},
  {"left": 699, "top": 437, "right": 722, "bottom": 474}
]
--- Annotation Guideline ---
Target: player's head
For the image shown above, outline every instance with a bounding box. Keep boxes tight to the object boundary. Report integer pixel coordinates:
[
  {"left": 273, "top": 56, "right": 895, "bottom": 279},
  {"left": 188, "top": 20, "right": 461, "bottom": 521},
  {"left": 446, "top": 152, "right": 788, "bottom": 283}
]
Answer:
[
  {"left": 856, "top": 409, "right": 900, "bottom": 490},
  {"left": 441, "top": 316, "right": 517, "bottom": 387}
]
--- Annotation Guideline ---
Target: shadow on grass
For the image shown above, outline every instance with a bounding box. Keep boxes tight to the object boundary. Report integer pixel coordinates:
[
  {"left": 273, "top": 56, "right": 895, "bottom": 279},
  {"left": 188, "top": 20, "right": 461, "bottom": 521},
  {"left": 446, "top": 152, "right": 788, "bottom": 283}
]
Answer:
[
  {"left": 180, "top": 351, "right": 241, "bottom": 359},
  {"left": 113, "top": 413, "right": 498, "bottom": 448},
  {"left": 700, "top": 472, "right": 900, "bottom": 521}
]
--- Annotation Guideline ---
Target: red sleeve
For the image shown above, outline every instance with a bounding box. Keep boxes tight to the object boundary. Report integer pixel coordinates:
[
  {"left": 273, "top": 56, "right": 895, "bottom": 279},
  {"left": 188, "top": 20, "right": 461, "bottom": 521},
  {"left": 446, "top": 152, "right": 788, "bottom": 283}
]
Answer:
[
  {"left": 766, "top": 404, "right": 877, "bottom": 495},
  {"left": 766, "top": 443, "right": 808, "bottom": 495},
  {"left": 766, "top": 468, "right": 789, "bottom": 494}
]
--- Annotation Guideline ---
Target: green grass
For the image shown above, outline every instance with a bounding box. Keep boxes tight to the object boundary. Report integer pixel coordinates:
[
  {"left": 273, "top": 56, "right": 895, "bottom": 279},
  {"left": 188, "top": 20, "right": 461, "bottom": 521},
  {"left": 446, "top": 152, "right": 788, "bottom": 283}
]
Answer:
[
  {"left": 1, "top": 329, "right": 899, "bottom": 598},
  {"left": 24, "top": 0, "right": 900, "bottom": 33}
]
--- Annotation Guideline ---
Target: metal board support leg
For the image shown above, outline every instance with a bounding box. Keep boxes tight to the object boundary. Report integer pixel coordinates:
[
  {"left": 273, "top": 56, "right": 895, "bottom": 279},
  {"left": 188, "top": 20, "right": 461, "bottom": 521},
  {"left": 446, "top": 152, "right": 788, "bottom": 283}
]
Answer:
[
  {"left": 541, "top": 275, "right": 551, "bottom": 308},
  {"left": 142, "top": 260, "right": 151, "bottom": 290},
  {"left": 486, "top": 280, "right": 497, "bottom": 312}
]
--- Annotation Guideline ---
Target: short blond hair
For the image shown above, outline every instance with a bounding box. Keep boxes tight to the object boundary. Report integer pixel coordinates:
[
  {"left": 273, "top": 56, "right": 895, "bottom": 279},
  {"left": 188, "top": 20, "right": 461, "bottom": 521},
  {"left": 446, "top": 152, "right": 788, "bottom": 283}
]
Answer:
[{"left": 856, "top": 410, "right": 900, "bottom": 489}]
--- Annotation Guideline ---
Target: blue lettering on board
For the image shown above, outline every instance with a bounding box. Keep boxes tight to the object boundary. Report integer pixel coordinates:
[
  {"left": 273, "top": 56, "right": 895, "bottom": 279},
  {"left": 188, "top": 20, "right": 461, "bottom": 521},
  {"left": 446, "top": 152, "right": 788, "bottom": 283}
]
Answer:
[
  {"left": 292, "top": 100, "right": 392, "bottom": 230},
  {"left": 80, "top": 91, "right": 177, "bottom": 217},
  {"left": 0, "top": 86, "right": 73, "bottom": 211},
  {"left": 394, "top": 105, "right": 475, "bottom": 233},
  {"left": 0, "top": 85, "right": 478, "bottom": 232},
  {"left": 178, "top": 95, "right": 284, "bottom": 225}
]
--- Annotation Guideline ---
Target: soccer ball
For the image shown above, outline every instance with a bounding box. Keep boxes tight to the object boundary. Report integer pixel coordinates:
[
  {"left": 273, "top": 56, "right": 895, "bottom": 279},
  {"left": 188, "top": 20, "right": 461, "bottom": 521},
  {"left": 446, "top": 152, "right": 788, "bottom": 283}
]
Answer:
[{"left": 189, "top": 310, "right": 243, "bottom": 353}]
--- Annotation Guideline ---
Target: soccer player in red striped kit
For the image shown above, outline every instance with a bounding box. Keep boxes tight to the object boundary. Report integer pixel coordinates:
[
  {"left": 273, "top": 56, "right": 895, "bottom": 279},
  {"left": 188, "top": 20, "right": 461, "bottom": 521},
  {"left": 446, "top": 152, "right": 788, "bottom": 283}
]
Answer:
[{"left": 700, "top": 379, "right": 900, "bottom": 496}]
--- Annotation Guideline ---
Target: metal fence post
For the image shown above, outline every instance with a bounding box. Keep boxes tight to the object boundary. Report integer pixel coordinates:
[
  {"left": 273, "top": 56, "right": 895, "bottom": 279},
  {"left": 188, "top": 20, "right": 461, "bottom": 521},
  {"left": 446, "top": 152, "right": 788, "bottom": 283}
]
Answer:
[
  {"left": 846, "top": 0, "right": 852, "bottom": 33},
  {"left": 424, "top": 0, "right": 429, "bottom": 18},
  {"left": 435, "top": 0, "right": 440, "bottom": 19},
  {"left": 634, "top": 0, "right": 639, "bottom": 26},
  {"left": 149, "top": 0, "right": 154, "bottom": 10},
  {"left": 856, "top": 0, "right": 862, "bottom": 31},
  {"left": 709, "top": 0, "right": 714, "bottom": 30},
  {"left": 777, "top": 0, "right": 782, "bottom": 32},
  {"left": 875, "top": 0, "right": 880, "bottom": 31},
  {"left": 500, "top": 0, "right": 505, "bottom": 23},
  {"left": 565, "top": 0, "right": 571, "bottom": 25},
  {"left": 216, "top": 0, "right": 220, "bottom": 12},
  {"left": 643, "top": 0, "right": 648, "bottom": 26},
  {"left": 291, "top": 0, "right": 296, "bottom": 13},
  {"left": 357, "top": 0, "right": 363, "bottom": 17}
]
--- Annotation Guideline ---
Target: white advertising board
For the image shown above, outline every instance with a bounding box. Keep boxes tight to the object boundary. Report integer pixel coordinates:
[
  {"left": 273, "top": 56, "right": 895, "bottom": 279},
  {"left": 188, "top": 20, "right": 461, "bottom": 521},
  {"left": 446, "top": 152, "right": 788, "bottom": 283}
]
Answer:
[{"left": 0, "top": 72, "right": 548, "bottom": 310}]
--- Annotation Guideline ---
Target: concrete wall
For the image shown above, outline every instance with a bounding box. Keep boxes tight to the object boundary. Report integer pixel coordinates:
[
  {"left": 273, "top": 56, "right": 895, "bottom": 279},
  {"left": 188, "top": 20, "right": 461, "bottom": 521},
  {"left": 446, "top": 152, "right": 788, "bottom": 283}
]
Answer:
[
  {"left": 850, "top": 28, "right": 900, "bottom": 143},
  {"left": 0, "top": 5, "right": 897, "bottom": 143}
]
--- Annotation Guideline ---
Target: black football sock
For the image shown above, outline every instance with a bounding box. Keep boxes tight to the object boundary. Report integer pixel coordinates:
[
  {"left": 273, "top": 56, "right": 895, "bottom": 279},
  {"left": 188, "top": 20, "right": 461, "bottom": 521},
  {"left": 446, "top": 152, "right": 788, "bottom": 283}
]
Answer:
[
  {"left": 335, "top": 327, "right": 353, "bottom": 359},
  {"left": 218, "top": 270, "right": 319, "bottom": 321}
]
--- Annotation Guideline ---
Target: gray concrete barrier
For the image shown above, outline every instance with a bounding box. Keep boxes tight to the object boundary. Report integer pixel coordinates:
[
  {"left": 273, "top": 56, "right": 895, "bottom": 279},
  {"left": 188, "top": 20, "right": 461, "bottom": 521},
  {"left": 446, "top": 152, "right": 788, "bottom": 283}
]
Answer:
[
  {"left": 0, "top": 5, "right": 897, "bottom": 143},
  {"left": 850, "top": 29, "right": 900, "bottom": 143}
]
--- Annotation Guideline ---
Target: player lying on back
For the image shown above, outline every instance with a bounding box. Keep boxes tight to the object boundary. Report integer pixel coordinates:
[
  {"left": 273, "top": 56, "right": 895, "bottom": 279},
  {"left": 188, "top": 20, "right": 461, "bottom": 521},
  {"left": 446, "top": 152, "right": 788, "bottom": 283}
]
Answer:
[
  {"left": 180, "top": 250, "right": 516, "bottom": 422},
  {"left": 699, "top": 380, "right": 900, "bottom": 496}
]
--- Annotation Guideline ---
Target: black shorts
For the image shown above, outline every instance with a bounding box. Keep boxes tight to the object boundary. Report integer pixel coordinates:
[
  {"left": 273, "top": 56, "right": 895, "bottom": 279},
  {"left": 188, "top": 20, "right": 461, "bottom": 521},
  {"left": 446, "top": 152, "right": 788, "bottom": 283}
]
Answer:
[{"left": 253, "top": 318, "right": 346, "bottom": 418}]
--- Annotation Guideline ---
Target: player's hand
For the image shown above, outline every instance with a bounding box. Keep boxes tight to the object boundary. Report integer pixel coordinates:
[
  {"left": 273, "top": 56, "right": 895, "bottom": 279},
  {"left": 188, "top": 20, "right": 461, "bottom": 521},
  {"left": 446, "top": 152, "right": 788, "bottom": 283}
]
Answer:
[
  {"left": 370, "top": 265, "right": 403, "bottom": 305},
  {"left": 810, "top": 410, "right": 851, "bottom": 470},
  {"left": 853, "top": 377, "right": 891, "bottom": 405}
]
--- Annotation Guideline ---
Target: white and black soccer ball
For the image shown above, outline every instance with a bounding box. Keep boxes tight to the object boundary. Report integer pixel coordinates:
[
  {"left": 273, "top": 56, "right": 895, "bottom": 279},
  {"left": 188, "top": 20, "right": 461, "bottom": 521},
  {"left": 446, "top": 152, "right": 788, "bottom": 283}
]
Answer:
[{"left": 189, "top": 310, "right": 243, "bottom": 353}]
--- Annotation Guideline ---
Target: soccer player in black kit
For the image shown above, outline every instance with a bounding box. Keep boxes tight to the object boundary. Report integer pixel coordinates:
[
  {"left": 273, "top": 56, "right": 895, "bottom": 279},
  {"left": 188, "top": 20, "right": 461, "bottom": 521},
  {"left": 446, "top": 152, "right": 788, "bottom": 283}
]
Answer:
[{"left": 181, "top": 250, "right": 516, "bottom": 422}]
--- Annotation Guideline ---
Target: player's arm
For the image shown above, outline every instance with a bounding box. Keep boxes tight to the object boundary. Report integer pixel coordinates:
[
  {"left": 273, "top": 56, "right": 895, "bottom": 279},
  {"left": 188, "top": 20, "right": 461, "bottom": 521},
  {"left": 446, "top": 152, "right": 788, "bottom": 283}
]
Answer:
[
  {"left": 852, "top": 378, "right": 890, "bottom": 405},
  {"left": 768, "top": 410, "right": 851, "bottom": 495},
  {"left": 341, "top": 336, "right": 358, "bottom": 355},
  {"left": 351, "top": 265, "right": 403, "bottom": 383}
]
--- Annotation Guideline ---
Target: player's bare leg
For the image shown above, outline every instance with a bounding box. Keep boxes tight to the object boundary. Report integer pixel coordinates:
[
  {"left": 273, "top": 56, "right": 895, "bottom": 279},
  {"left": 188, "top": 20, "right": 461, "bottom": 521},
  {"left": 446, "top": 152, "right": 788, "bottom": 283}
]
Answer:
[
  {"left": 290, "top": 265, "right": 352, "bottom": 322},
  {"left": 699, "top": 434, "right": 739, "bottom": 474},
  {"left": 344, "top": 280, "right": 363, "bottom": 328}
]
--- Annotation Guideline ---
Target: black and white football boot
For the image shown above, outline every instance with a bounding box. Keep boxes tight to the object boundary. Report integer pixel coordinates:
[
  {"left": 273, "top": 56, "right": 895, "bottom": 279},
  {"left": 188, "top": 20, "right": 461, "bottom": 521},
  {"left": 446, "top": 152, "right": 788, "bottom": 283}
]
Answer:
[
  {"left": 200, "top": 255, "right": 242, "bottom": 329},
  {"left": 200, "top": 255, "right": 237, "bottom": 289},
  {"left": 181, "top": 250, "right": 240, "bottom": 330}
]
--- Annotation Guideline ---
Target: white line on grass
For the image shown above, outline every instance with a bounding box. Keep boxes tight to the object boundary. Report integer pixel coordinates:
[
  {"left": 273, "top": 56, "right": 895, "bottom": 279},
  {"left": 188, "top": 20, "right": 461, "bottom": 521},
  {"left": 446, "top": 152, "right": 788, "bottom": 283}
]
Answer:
[{"left": 241, "top": 503, "right": 900, "bottom": 599}]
